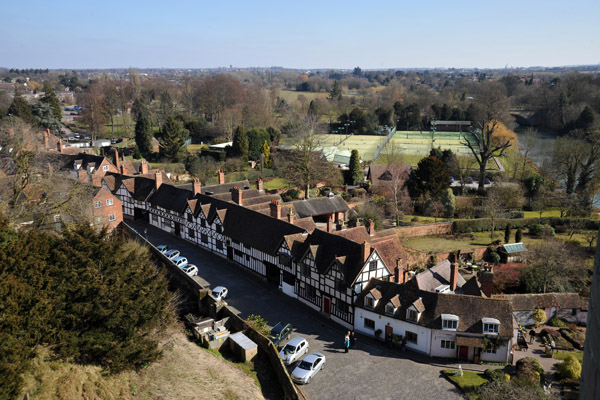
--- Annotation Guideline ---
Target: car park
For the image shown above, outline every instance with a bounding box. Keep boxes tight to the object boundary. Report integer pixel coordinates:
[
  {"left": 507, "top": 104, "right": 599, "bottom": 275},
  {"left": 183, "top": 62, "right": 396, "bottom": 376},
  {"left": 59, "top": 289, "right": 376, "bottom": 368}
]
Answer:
[
  {"left": 291, "top": 352, "right": 325, "bottom": 384},
  {"left": 157, "top": 244, "right": 170, "bottom": 253},
  {"left": 269, "top": 322, "right": 293, "bottom": 348},
  {"left": 172, "top": 256, "right": 188, "bottom": 267},
  {"left": 279, "top": 337, "right": 309, "bottom": 366},
  {"left": 181, "top": 264, "right": 198, "bottom": 277},
  {"left": 211, "top": 286, "right": 228, "bottom": 301},
  {"left": 164, "top": 249, "right": 180, "bottom": 259}
]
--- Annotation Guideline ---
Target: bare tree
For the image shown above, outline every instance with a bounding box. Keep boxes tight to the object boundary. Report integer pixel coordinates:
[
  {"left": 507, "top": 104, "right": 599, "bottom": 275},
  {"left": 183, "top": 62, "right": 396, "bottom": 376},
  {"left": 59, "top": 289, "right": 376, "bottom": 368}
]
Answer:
[{"left": 462, "top": 82, "right": 513, "bottom": 190}]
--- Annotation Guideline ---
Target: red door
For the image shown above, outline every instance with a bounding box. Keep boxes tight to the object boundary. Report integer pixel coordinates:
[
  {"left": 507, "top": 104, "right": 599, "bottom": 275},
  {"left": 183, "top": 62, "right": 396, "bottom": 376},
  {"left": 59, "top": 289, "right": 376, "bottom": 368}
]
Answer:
[
  {"left": 323, "top": 297, "right": 330, "bottom": 315},
  {"left": 458, "top": 345, "right": 469, "bottom": 359}
]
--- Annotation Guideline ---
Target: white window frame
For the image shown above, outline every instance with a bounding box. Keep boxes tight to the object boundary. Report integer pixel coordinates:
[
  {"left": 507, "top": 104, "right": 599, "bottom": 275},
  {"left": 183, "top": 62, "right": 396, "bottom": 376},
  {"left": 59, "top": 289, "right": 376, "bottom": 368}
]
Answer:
[
  {"left": 108, "top": 214, "right": 116, "bottom": 222},
  {"left": 94, "top": 201, "right": 101, "bottom": 208},
  {"left": 385, "top": 303, "right": 395, "bottom": 316},
  {"left": 106, "top": 198, "right": 113, "bottom": 206},
  {"left": 364, "top": 296, "right": 374, "bottom": 309},
  {"left": 442, "top": 314, "right": 459, "bottom": 331},
  {"left": 94, "top": 216, "right": 102, "bottom": 224},
  {"left": 441, "top": 340, "right": 455, "bottom": 349},
  {"left": 103, "top": 165, "right": 109, "bottom": 171},
  {"left": 364, "top": 318, "right": 375, "bottom": 330},
  {"left": 406, "top": 308, "right": 418, "bottom": 322},
  {"left": 483, "top": 323, "right": 499, "bottom": 334}
]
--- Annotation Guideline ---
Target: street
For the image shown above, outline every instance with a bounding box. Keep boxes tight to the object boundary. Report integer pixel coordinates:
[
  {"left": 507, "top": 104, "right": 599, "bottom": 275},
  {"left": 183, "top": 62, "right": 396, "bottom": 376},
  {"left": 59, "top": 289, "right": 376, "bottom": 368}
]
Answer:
[{"left": 133, "top": 221, "right": 462, "bottom": 400}]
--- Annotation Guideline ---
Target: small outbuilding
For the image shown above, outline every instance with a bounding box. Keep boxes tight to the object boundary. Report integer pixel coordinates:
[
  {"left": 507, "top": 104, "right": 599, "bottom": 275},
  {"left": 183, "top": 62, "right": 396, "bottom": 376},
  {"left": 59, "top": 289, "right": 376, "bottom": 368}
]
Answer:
[
  {"left": 498, "top": 242, "right": 527, "bottom": 263},
  {"left": 228, "top": 332, "right": 258, "bottom": 362}
]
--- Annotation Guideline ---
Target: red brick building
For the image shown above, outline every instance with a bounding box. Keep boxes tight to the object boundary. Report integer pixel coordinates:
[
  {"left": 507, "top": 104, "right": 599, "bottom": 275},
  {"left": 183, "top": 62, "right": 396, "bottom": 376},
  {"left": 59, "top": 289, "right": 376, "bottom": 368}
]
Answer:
[{"left": 90, "top": 186, "right": 123, "bottom": 231}]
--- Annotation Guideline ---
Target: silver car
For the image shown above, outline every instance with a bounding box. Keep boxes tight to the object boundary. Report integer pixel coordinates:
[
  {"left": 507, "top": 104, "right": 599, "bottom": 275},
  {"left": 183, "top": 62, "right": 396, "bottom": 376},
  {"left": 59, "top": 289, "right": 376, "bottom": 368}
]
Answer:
[
  {"left": 291, "top": 352, "right": 325, "bottom": 384},
  {"left": 279, "top": 336, "right": 309, "bottom": 366},
  {"left": 164, "top": 249, "right": 180, "bottom": 260}
]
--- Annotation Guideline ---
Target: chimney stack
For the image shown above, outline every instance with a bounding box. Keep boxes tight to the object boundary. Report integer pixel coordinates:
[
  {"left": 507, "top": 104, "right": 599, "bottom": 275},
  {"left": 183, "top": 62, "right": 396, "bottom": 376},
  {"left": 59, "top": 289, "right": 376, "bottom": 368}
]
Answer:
[
  {"left": 257, "top": 178, "right": 263, "bottom": 191},
  {"left": 288, "top": 210, "right": 295, "bottom": 225},
  {"left": 327, "top": 214, "right": 333, "bottom": 232},
  {"left": 450, "top": 260, "right": 458, "bottom": 292},
  {"left": 43, "top": 129, "right": 49, "bottom": 149},
  {"left": 154, "top": 172, "right": 162, "bottom": 189},
  {"left": 91, "top": 174, "right": 102, "bottom": 187},
  {"left": 57, "top": 139, "right": 63, "bottom": 153},
  {"left": 479, "top": 269, "right": 494, "bottom": 297},
  {"left": 368, "top": 219, "right": 374, "bottom": 236},
  {"left": 140, "top": 160, "right": 149, "bottom": 174},
  {"left": 270, "top": 199, "right": 281, "bottom": 219},
  {"left": 218, "top": 169, "right": 225, "bottom": 185},
  {"left": 361, "top": 241, "right": 371, "bottom": 262},
  {"left": 232, "top": 186, "right": 242, "bottom": 205},
  {"left": 120, "top": 165, "right": 126, "bottom": 175},
  {"left": 395, "top": 259, "right": 405, "bottom": 284},
  {"left": 114, "top": 149, "right": 120, "bottom": 170},
  {"left": 192, "top": 179, "right": 202, "bottom": 195}
]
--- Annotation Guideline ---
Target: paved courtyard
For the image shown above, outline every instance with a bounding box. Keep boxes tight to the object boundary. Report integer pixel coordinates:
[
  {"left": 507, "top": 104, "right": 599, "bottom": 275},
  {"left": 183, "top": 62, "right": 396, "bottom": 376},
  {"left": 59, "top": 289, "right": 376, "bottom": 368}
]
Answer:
[{"left": 133, "top": 221, "right": 463, "bottom": 400}]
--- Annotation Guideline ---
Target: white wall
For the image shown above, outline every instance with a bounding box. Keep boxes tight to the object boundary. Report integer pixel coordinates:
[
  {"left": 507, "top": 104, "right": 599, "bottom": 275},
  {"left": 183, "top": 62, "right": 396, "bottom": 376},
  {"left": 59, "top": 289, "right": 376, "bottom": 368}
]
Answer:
[
  {"left": 281, "top": 282, "right": 297, "bottom": 299},
  {"left": 354, "top": 307, "right": 431, "bottom": 355},
  {"left": 481, "top": 342, "right": 511, "bottom": 363},
  {"left": 430, "top": 331, "right": 459, "bottom": 358}
]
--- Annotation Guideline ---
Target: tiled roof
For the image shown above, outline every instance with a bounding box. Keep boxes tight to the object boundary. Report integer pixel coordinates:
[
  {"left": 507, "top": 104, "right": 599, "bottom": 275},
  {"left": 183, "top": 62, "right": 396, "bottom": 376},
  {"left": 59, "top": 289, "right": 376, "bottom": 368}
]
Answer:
[
  {"left": 410, "top": 260, "right": 466, "bottom": 291},
  {"left": 357, "top": 278, "right": 514, "bottom": 337},
  {"left": 492, "top": 293, "right": 582, "bottom": 311},
  {"left": 148, "top": 183, "right": 195, "bottom": 214},
  {"left": 290, "top": 196, "right": 349, "bottom": 218}
]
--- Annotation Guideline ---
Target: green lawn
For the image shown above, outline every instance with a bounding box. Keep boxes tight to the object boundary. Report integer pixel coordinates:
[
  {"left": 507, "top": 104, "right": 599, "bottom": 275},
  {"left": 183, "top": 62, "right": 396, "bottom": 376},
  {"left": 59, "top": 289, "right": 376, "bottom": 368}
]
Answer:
[
  {"left": 402, "top": 229, "right": 599, "bottom": 253},
  {"left": 522, "top": 209, "right": 562, "bottom": 218},
  {"left": 443, "top": 369, "right": 487, "bottom": 400},
  {"left": 554, "top": 352, "right": 584, "bottom": 362},
  {"left": 186, "top": 144, "right": 206, "bottom": 153},
  {"left": 263, "top": 177, "right": 289, "bottom": 191}
]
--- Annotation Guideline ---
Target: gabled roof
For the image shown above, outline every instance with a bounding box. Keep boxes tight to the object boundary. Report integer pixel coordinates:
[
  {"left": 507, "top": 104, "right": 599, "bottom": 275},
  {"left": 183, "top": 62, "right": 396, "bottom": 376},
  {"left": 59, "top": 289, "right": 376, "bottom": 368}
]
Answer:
[
  {"left": 389, "top": 295, "right": 400, "bottom": 308},
  {"left": 499, "top": 242, "right": 527, "bottom": 254},
  {"left": 409, "top": 260, "right": 466, "bottom": 292},
  {"left": 369, "top": 287, "right": 382, "bottom": 300},
  {"left": 148, "top": 183, "right": 195, "bottom": 214},
  {"left": 492, "top": 293, "right": 582, "bottom": 311},
  {"left": 63, "top": 153, "right": 113, "bottom": 172},
  {"left": 289, "top": 196, "right": 349, "bottom": 218},
  {"left": 357, "top": 278, "right": 514, "bottom": 337},
  {"left": 293, "top": 217, "right": 317, "bottom": 233},
  {"left": 367, "top": 164, "right": 409, "bottom": 188},
  {"left": 103, "top": 172, "right": 127, "bottom": 192}
]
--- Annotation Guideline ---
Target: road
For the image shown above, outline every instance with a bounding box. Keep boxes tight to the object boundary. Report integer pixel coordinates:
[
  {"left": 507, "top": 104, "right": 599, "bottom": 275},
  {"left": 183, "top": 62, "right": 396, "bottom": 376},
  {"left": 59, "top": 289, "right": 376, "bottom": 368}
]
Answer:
[{"left": 133, "top": 221, "right": 462, "bottom": 400}]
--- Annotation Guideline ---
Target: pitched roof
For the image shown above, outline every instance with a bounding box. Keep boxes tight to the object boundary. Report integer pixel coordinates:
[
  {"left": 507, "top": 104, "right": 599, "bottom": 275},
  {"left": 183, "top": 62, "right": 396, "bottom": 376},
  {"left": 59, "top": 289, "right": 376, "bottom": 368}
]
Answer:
[
  {"left": 367, "top": 164, "right": 409, "bottom": 188},
  {"left": 63, "top": 153, "right": 112, "bottom": 172},
  {"left": 148, "top": 183, "right": 195, "bottom": 213},
  {"left": 289, "top": 196, "right": 349, "bottom": 218},
  {"left": 357, "top": 278, "right": 514, "bottom": 337},
  {"left": 499, "top": 242, "right": 527, "bottom": 254},
  {"left": 410, "top": 260, "right": 466, "bottom": 292},
  {"left": 103, "top": 172, "right": 127, "bottom": 192},
  {"left": 198, "top": 180, "right": 252, "bottom": 195},
  {"left": 292, "top": 217, "right": 317, "bottom": 233},
  {"left": 492, "top": 293, "right": 582, "bottom": 311}
]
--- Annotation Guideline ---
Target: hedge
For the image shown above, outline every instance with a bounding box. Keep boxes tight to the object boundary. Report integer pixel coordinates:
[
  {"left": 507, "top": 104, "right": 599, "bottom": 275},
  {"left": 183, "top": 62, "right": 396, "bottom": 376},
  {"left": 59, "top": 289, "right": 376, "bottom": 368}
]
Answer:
[{"left": 452, "top": 217, "right": 599, "bottom": 234}]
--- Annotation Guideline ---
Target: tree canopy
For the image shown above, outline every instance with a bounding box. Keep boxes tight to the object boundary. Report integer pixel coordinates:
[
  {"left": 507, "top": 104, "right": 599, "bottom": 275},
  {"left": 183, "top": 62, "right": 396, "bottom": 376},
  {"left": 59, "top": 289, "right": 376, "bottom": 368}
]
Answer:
[{"left": 0, "top": 222, "right": 174, "bottom": 399}]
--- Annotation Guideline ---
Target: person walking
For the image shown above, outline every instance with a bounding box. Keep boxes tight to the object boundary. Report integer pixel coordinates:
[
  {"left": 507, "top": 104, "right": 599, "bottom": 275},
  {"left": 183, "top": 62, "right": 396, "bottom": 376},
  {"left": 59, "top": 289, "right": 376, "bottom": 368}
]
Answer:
[
  {"left": 344, "top": 332, "right": 350, "bottom": 353},
  {"left": 529, "top": 329, "right": 536, "bottom": 344},
  {"left": 350, "top": 331, "right": 356, "bottom": 348}
]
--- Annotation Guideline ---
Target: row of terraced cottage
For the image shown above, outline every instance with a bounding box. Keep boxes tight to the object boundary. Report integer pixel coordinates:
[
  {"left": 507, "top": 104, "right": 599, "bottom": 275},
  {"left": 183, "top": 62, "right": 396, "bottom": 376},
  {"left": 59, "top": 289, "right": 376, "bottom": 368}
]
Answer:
[{"left": 89, "top": 157, "right": 588, "bottom": 365}]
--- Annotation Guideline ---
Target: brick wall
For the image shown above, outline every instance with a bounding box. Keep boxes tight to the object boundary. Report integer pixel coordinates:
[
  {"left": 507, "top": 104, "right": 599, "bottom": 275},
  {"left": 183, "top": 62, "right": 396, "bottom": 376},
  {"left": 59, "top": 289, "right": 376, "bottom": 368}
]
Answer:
[
  {"left": 393, "top": 222, "right": 453, "bottom": 239},
  {"left": 92, "top": 187, "right": 123, "bottom": 231}
]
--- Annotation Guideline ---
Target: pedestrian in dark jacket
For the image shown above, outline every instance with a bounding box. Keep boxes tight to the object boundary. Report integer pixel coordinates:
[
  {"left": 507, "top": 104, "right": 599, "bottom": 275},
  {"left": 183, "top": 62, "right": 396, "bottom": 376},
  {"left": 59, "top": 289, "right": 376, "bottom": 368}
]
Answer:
[
  {"left": 350, "top": 331, "right": 356, "bottom": 348},
  {"left": 344, "top": 333, "right": 350, "bottom": 353}
]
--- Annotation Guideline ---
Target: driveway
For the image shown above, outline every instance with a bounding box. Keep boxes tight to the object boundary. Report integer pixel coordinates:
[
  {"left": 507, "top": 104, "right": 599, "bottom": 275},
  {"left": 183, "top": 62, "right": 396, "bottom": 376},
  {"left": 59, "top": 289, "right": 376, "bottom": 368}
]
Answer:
[{"left": 133, "top": 221, "right": 462, "bottom": 400}]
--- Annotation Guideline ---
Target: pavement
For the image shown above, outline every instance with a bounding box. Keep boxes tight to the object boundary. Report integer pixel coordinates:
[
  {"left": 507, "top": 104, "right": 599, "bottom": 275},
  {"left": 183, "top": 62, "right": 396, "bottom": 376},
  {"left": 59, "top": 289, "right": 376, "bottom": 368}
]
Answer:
[{"left": 133, "top": 220, "right": 464, "bottom": 400}]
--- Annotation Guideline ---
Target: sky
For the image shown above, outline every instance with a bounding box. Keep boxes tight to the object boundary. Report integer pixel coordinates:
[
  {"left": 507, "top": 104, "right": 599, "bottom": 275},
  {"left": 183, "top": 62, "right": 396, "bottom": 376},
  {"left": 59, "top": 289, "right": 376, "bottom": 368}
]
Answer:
[{"left": 2, "top": 0, "right": 599, "bottom": 70}]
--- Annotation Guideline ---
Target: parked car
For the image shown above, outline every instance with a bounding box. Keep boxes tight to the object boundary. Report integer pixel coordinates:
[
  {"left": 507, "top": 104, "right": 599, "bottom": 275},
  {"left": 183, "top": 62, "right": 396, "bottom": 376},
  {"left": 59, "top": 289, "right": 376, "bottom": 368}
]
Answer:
[
  {"left": 465, "top": 176, "right": 474, "bottom": 184},
  {"left": 172, "top": 256, "right": 188, "bottom": 268},
  {"left": 269, "top": 322, "right": 293, "bottom": 348},
  {"left": 449, "top": 176, "right": 454, "bottom": 183},
  {"left": 484, "top": 177, "right": 491, "bottom": 185},
  {"left": 164, "top": 249, "right": 180, "bottom": 260},
  {"left": 212, "top": 286, "right": 228, "bottom": 301},
  {"left": 157, "top": 244, "right": 170, "bottom": 253},
  {"left": 279, "top": 337, "right": 309, "bottom": 366},
  {"left": 291, "top": 352, "right": 325, "bottom": 384},
  {"left": 181, "top": 264, "right": 198, "bottom": 277}
]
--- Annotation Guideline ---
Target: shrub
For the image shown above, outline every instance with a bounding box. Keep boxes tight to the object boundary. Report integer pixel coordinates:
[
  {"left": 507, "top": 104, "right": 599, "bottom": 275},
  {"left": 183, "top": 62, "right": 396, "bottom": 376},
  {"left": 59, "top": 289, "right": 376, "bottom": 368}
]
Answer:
[
  {"left": 281, "top": 188, "right": 300, "bottom": 202},
  {"left": 532, "top": 309, "right": 547, "bottom": 326},
  {"left": 548, "top": 317, "right": 567, "bottom": 327},
  {"left": 540, "top": 328, "right": 561, "bottom": 339},
  {"left": 529, "top": 224, "right": 555, "bottom": 237},
  {"left": 557, "top": 355, "right": 581, "bottom": 380},
  {"left": 246, "top": 314, "right": 270, "bottom": 336},
  {"left": 515, "top": 357, "right": 544, "bottom": 386},
  {"left": 484, "top": 368, "right": 508, "bottom": 383},
  {"left": 488, "top": 251, "right": 501, "bottom": 264}
]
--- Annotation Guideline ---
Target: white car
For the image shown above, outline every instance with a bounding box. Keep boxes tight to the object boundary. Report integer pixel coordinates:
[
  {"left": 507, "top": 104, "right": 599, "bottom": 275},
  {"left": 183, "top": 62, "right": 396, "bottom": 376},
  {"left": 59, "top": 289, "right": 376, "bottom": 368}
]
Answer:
[
  {"left": 157, "top": 244, "right": 170, "bottom": 253},
  {"left": 279, "top": 337, "right": 309, "bottom": 366},
  {"left": 172, "top": 256, "right": 188, "bottom": 268},
  {"left": 181, "top": 264, "right": 198, "bottom": 277},
  {"left": 164, "top": 249, "right": 180, "bottom": 260},
  {"left": 211, "top": 286, "right": 228, "bottom": 301},
  {"left": 291, "top": 352, "right": 325, "bottom": 384}
]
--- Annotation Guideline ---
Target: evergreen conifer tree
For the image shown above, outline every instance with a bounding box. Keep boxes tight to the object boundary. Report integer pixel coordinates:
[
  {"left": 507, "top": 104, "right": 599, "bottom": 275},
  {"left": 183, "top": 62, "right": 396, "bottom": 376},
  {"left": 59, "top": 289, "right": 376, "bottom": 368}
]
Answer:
[
  {"left": 505, "top": 223, "right": 512, "bottom": 243},
  {"left": 7, "top": 95, "right": 35, "bottom": 124},
  {"left": 135, "top": 115, "right": 153, "bottom": 157},
  {"left": 515, "top": 227, "right": 522, "bottom": 243},
  {"left": 261, "top": 140, "right": 272, "bottom": 168},
  {"left": 159, "top": 116, "right": 185, "bottom": 162},
  {"left": 232, "top": 125, "right": 248, "bottom": 161},
  {"left": 41, "top": 84, "right": 62, "bottom": 120},
  {"left": 349, "top": 149, "right": 364, "bottom": 185}
]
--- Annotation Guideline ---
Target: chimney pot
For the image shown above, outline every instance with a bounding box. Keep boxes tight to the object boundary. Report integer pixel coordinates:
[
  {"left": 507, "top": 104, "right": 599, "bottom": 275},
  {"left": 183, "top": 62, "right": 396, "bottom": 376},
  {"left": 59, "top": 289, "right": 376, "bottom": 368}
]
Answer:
[
  {"left": 257, "top": 178, "right": 263, "bottom": 191},
  {"left": 288, "top": 210, "right": 295, "bottom": 224},
  {"left": 218, "top": 169, "right": 225, "bottom": 185},
  {"left": 327, "top": 214, "right": 333, "bottom": 232},
  {"left": 140, "top": 160, "right": 149, "bottom": 174},
  {"left": 270, "top": 199, "right": 281, "bottom": 219},
  {"left": 114, "top": 149, "right": 120, "bottom": 169},
  {"left": 368, "top": 219, "right": 374, "bottom": 236},
  {"left": 361, "top": 241, "right": 371, "bottom": 262},
  {"left": 193, "top": 179, "right": 202, "bottom": 195},
  {"left": 232, "top": 186, "right": 242, "bottom": 205}
]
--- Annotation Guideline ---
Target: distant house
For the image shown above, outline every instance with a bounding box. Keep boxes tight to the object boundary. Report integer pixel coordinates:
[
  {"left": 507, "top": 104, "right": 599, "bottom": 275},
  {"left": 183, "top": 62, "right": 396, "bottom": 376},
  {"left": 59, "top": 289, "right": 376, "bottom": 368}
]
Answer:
[
  {"left": 61, "top": 152, "right": 118, "bottom": 187},
  {"left": 493, "top": 293, "right": 588, "bottom": 326},
  {"left": 367, "top": 164, "right": 410, "bottom": 195},
  {"left": 498, "top": 243, "right": 527, "bottom": 263}
]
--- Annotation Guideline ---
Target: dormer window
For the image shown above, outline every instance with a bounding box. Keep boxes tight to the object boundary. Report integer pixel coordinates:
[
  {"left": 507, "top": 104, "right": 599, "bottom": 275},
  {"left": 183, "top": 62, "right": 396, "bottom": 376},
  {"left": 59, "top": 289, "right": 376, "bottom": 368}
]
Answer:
[
  {"left": 364, "top": 296, "right": 375, "bottom": 309},
  {"left": 441, "top": 314, "right": 459, "bottom": 330},
  {"left": 406, "top": 308, "right": 418, "bottom": 322},
  {"left": 74, "top": 162, "right": 81, "bottom": 170},
  {"left": 385, "top": 303, "right": 396, "bottom": 316},
  {"left": 482, "top": 318, "right": 500, "bottom": 335},
  {"left": 103, "top": 165, "right": 109, "bottom": 171}
]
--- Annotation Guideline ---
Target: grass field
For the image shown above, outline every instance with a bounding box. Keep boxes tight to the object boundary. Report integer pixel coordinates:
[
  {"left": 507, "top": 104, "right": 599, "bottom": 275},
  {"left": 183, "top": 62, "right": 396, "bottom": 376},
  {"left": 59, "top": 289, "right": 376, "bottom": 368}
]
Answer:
[
  {"left": 277, "top": 90, "right": 330, "bottom": 106},
  {"left": 442, "top": 369, "right": 487, "bottom": 400},
  {"left": 280, "top": 134, "right": 387, "bottom": 162},
  {"left": 554, "top": 352, "right": 584, "bottom": 362},
  {"left": 263, "top": 177, "right": 289, "bottom": 191}
]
